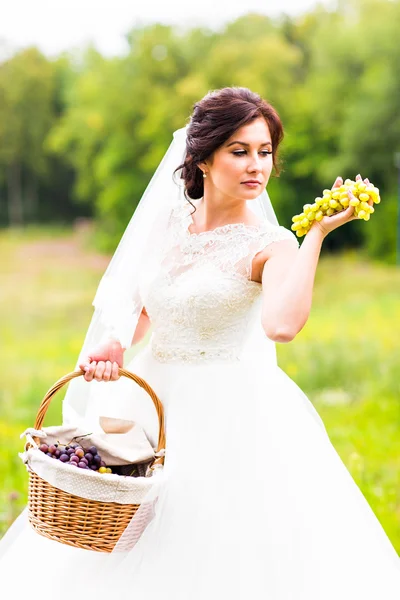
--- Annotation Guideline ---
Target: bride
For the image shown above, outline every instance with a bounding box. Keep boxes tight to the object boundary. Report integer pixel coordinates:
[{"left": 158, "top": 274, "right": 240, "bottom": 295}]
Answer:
[{"left": 1, "top": 86, "right": 400, "bottom": 599}]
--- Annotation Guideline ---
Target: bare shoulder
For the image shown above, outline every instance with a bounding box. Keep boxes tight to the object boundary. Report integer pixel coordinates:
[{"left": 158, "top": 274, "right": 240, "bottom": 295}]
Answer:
[{"left": 251, "top": 237, "right": 298, "bottom": 284}]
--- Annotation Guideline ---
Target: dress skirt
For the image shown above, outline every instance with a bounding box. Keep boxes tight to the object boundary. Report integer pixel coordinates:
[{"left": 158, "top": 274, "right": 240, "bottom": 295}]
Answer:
[{"left": 1, "top": 344, "right": 400, "bottom": 599}]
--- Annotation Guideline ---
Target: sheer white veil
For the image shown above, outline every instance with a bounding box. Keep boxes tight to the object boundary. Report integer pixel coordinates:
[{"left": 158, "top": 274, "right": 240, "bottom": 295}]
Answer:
[{"left": 62, "top": 124, "right": 279, "bottom": 429}]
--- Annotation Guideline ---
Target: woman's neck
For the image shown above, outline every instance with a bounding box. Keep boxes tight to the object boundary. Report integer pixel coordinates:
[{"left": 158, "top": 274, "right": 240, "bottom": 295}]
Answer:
[{"left": 192, "top": 196, "right": 249, "bottom": 232}]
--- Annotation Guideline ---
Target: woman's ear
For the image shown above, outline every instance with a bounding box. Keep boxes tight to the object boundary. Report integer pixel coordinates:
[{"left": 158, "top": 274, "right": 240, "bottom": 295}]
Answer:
[{"left": 197, "top": 161, "right": 208, "bottom": 176}]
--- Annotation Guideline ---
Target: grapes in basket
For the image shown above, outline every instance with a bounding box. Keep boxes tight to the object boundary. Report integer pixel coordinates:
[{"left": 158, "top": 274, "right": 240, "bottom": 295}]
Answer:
[{"left": 39, "top": 442, "right": 113, "bottom": 474}]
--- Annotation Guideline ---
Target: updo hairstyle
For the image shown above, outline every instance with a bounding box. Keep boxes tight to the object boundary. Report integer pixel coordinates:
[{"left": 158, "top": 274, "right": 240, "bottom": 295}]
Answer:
[{"left": 175, "top": 87, "right": 284, "bottom": 201}]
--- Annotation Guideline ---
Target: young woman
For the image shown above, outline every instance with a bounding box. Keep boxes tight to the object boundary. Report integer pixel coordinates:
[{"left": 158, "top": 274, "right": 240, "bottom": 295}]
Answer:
[{"left": 1, "top": 87, "right": 400, "bottom": 599}]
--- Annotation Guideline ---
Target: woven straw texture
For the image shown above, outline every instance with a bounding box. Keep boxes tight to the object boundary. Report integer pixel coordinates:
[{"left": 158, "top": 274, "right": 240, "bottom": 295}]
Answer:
[{"left": 25, "top": 368, "right": 166, "bottom": 552}]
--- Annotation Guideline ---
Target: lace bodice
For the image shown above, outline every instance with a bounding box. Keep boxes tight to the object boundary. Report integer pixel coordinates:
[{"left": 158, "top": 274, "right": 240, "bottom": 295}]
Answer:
[{"left": 139, "top": 199, "right": 298, "bottom": 364}]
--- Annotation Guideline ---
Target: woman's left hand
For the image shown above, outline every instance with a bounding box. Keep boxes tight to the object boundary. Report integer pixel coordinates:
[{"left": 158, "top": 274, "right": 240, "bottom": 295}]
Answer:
[{"left": 311, "top": 174, "right": 373, "bottom": 239}]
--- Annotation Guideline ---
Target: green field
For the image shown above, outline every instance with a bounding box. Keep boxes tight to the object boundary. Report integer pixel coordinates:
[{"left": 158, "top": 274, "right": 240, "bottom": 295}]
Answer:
[{"left": 1, "top": 227, "right": 400, "bottom": 552}]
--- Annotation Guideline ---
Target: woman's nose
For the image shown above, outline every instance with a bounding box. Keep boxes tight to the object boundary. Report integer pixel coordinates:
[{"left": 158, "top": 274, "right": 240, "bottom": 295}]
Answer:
[{"left": 247, "top": 155, "right": 263, "bottom": 172}]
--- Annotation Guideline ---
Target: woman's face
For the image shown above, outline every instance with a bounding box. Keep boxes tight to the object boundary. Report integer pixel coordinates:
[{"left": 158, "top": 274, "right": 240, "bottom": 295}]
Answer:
[{"left": 201, "top": 117, "right": 274, "bottom": 203}]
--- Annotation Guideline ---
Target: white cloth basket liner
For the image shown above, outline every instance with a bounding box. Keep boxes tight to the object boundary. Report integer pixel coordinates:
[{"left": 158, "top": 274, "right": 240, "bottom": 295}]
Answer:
[
  {"left": 22, "top": 447, "right": 158, "bottom": 504},
  {"left": 20, "top": 422, "right": 164, "bottom": 504}
]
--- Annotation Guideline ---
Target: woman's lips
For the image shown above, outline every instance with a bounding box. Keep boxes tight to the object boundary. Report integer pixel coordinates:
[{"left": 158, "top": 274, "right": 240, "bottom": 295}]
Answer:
[{"left": 242, "top": 181, "right": 261, "bottom": 188}]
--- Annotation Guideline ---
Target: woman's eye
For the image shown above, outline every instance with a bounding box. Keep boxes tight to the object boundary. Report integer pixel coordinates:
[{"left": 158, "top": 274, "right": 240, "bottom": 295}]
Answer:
[{"left": 233, "top": 150, "right": 272, "bottom": 156}]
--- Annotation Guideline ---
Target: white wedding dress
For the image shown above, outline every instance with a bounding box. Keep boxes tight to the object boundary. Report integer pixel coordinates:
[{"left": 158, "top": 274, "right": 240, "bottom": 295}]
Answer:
[{"left": 1, "top": 198, "right": 400, "bottom": 599}]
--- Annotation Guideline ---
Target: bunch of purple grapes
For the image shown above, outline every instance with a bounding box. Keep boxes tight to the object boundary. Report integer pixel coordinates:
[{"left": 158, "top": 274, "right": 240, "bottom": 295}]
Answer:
[{"left": 39, "top": 441, "right": 111, "bottom": 473}]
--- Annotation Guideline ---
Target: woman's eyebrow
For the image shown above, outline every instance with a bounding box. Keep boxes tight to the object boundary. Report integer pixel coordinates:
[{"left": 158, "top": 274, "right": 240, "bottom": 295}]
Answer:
[{"left": 226, "top": 140, "right": 272, "bottom": 147}]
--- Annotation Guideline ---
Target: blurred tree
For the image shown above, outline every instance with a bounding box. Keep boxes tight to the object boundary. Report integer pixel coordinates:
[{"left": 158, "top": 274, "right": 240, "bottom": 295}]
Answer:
[
  {"left": 332, "top": 0, "right": 400, "bottom": 261},
  {"left": 48, "top": 26, "right": 217, "bottom": 248},
  {"left": 5, "top": 0, "right": 396, "bottom": 260},
  {"left": 275, "top": 0, "right": 400, "bottom": 257},
  {"left": 0, "top": 48, "right": 55, "bottom": 224}
]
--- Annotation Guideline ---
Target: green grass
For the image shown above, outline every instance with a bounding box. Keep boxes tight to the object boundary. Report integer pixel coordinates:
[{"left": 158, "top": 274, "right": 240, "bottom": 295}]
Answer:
[{"left": 1, "top": 227, "right": 400, "bottom": 552}]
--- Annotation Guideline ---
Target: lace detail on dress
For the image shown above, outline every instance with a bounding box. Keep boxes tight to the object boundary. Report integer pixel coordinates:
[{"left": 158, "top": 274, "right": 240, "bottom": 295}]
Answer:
[
  {"left": 139, "top": 198, "right": 297, "bottom": 364},
  {"left": 151, "top": 343, "right": 240, "bottom": 364},
  {"left": 163, "top": 199, "right": 298, "bottom": 280}
]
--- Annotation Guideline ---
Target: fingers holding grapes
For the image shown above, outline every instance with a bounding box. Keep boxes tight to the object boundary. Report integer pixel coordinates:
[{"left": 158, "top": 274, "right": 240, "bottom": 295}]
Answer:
[
  {"left": 331, "top": 176, "right": 343, "bottom": 190},
  {"left": 291, "top": 175, "right": 381, "bottom": 237}
]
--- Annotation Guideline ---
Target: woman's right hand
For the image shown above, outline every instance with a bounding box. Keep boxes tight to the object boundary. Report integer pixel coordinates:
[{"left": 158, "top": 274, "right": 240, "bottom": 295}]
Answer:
[
  {"left": 311, "top": 174, "right": 372, "bottom": 238},
  {"left": 78, "top": 339, "right": 124, "bottom": 382}
]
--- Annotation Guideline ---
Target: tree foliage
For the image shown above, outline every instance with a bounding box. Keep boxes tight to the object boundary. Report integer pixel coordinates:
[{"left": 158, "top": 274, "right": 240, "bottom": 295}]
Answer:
[{"left": 0, "top": 0, "right": 399, "bottom": 260}]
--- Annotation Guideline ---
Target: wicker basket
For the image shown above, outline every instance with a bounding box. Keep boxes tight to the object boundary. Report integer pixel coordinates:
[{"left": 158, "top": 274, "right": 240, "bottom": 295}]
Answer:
[{"left": 25, "top": 368, "right": 166, "bottom": 553}]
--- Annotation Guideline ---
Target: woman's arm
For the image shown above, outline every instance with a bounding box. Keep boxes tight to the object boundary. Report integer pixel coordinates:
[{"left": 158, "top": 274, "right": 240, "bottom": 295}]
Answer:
[
  {"left": 131, "top": 306, "right": 151, "bottom": 345},
  {"left": 80, "top": 307, "right": 151, "bottom": 381},
  {"left": 260, "top": 175, "right": 366, "bottom": 343},
  {"left": 260, "top": 228, "right": 324, "bottom": 343}
]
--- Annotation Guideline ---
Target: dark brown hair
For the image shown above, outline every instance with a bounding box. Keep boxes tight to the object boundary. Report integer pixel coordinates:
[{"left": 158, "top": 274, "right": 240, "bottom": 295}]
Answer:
[{"left": 175, "top": 87, "right": 284, "bottom": 201}]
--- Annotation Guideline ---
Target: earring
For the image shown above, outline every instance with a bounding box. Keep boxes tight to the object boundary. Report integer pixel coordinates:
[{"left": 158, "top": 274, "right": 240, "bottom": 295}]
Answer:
[{"left": 203, "top": 172, "right": 207, "bottom": 178}]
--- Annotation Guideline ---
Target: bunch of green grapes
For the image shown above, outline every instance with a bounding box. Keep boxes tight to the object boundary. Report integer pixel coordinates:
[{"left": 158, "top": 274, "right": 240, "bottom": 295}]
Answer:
[{"left": 291, "top": 178, "right": 381, "bottom": 237}]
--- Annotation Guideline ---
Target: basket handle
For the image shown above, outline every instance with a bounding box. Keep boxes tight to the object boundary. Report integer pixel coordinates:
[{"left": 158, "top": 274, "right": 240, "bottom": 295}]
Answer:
[{"left": 33, "top": 368, "right": 166, "bottom": 468}]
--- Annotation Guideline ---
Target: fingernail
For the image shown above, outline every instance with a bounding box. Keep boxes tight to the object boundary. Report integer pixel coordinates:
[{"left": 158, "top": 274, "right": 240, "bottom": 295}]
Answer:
[{"left": 84, "top": 366, "right": 90, "bottom": 372}]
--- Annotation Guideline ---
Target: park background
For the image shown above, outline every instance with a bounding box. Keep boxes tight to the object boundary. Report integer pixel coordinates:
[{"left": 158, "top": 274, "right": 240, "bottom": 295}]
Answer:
[{"left": 1, "top": 0, "right": 400, "bottom": 552}]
